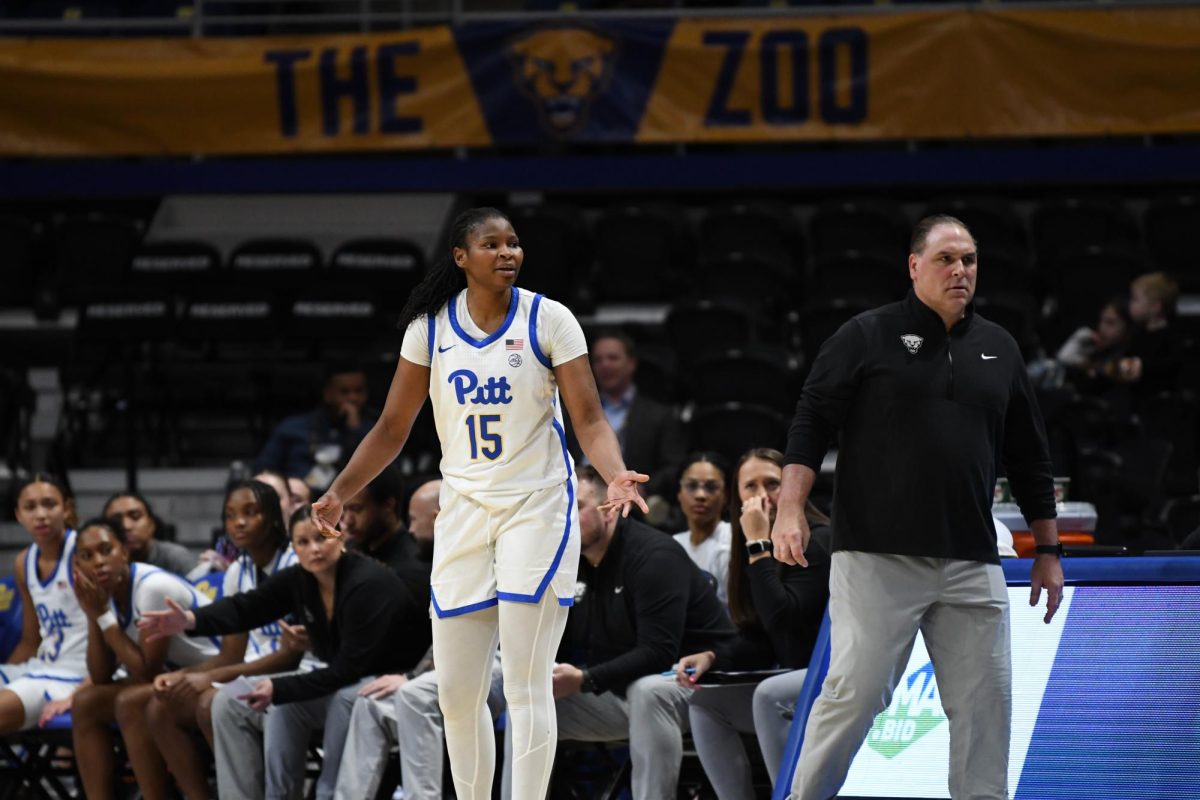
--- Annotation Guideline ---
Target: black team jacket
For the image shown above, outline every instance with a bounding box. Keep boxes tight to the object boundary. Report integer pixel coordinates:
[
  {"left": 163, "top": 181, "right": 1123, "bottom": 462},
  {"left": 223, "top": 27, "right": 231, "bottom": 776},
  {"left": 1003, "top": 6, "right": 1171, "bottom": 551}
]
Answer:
[
  {"left": 785, "top": 290, "right": 1057, "bottom": 565},
  {"left": 190, "top": 551, "right": 429, "bottom": 704},
  {"left": 560, "top": 516, "right": 737, "bottom": 696}
]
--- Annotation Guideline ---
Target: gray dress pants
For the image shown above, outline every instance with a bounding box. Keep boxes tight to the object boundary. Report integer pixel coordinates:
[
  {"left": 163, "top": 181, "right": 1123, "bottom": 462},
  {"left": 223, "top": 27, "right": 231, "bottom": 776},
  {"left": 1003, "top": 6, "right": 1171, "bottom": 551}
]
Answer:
[
  {"left": 333, "top": 657, "right": 508, "bottom": 800},
  {"left": 555, "top": 674, "right": 694, "bottom": 800},
  {"left": 688, "top": 668, "right": 810, "bottom": 799},
  {"left": 787, "top": 552, "right": 1011, "bottom": 800},
  {"left": 211, "top": 676, "right": 371, "bottom": 800}
]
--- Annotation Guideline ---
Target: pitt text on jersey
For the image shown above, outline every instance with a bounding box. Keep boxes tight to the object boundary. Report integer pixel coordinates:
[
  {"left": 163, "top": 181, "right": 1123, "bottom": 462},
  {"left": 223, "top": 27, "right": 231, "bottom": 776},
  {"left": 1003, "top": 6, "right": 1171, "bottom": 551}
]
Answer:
[{"left": 449, "top": 369, "right": 515, "bottom": 406}]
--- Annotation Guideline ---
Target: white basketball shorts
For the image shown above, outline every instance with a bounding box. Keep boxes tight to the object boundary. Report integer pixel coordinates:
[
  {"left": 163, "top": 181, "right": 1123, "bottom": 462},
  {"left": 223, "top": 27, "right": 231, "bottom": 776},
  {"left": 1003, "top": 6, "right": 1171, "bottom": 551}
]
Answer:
[{"left": 430, "top": 478, "right": 580, "bottom": 618}]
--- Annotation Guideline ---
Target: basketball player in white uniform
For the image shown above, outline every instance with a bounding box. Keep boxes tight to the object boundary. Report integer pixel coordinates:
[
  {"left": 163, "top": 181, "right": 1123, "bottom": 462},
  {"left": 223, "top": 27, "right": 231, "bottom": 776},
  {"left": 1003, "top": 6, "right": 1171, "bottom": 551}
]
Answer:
[
  {"left": 313, "top": 208, "right": 648, "bottom": 800},
  {"left": 0, "top": 476, "right": 89, "bottom": 732},
  {"left": 70, "top": 516, "right": 218, "bottom": 800}
]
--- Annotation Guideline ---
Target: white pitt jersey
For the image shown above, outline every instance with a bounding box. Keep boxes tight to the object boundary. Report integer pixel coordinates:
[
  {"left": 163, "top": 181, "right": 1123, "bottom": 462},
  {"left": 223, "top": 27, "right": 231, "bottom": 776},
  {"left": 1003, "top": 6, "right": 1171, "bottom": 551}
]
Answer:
[
  {"left": 401, "top": 287, "right": 588, "bottom": 496},
  {"left": 121, "top": 563, "right": 218, "bottom": 670},
  {"left": 25, "top": 530, "right": 88, "bottom": 669},
  {"left": 221, "top": 546, "right": 298, "bottom": 661}
]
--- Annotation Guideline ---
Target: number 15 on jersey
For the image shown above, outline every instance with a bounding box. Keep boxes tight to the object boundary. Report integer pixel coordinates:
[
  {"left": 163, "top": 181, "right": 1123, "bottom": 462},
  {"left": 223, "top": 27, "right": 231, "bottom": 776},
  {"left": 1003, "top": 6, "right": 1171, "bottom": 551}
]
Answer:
[{"left": 465, "top": 414, "right": 503, "bottom": 460}]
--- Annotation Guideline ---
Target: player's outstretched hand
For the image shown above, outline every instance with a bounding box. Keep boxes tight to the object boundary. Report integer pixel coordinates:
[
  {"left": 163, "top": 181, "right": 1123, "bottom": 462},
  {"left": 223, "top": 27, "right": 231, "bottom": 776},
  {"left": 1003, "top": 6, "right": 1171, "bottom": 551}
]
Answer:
[
  {"left": 599, "top": 471, "right": 650, "bottom": 518},
  {"left": 311, "top": 492, "right": 344, "bottom": 539}
]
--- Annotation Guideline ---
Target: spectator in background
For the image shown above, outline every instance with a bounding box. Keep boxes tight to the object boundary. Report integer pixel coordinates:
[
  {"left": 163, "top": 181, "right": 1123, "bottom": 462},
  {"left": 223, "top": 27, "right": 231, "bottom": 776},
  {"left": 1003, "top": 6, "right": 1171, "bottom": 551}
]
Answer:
[
  {"left": 255, "top": 470, "right": 300, "bottom": 520},
  {"left": 674, "top": 453, "right": 733, "bottom": 604},
  {"left": 1055, "top": 296, "right": 1133, "bottom": 386},
  {"left": 255, "top": 364, "right": 380, "bottom": 491},
  {"left": 406, "top": 476, "right": 440, "bottom": 561},
  {"left": 676, "top": 448, "right": 831, "bottom": 799},
  {"left": 1123, "top": 272, "right": 1183, "bottom": 404},
  {"left": 570, "top": 330, "right": 687, "bottom": 522},
  {"left": 340, "top": 466, "right": 432, "bottom": 609},
  {"left": 140, "top": 510, "right": 427, "bottom": 800},
  {"left": 552, "top": 466, "right": 736, "bottom": 800},
  {"left": 287, "top": 477, "right": 312, "bottom": 516},
  {"left": 103, "top": 493, "right": 199, "bottom": 579},
  {"left": 69, "top": 517, "right": 218, "bottom": 800}
]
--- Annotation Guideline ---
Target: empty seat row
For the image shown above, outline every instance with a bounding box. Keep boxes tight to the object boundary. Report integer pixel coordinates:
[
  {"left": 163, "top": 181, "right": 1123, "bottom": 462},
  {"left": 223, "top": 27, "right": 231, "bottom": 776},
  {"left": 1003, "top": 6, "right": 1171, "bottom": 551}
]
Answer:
[{"left": 3, "top": 194, "right": 1197, "bottom": 316}]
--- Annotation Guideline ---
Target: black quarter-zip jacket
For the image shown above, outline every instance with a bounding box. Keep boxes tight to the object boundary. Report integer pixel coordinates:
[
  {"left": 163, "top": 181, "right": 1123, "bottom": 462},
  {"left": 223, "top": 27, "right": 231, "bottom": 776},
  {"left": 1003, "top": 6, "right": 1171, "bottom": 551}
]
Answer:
[
  {"left": 785, "top": 290, "right": 1056, "bottom": 564},
  {"left": 559, "top": 517, "right": 737, "bottom": 696}
]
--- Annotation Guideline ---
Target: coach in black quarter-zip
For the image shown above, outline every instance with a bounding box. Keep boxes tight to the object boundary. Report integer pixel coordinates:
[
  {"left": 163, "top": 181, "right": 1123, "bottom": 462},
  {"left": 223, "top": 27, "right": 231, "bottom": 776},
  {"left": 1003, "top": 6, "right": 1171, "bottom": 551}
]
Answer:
[{"left": 772, "top": 216, "right": 1065, "bottom": 800}]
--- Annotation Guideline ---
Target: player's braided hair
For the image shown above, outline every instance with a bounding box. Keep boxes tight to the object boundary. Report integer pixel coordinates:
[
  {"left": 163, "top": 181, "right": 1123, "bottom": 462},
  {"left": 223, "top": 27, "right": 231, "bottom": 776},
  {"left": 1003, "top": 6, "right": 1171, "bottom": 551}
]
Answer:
[{"left": 397, "top": 207, "right": 510, "bottom": 332}]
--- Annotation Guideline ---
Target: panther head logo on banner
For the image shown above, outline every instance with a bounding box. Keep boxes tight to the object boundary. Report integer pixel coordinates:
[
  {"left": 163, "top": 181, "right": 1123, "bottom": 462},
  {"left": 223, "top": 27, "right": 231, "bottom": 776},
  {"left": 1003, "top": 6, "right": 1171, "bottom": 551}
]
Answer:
[{"left": 507, "top": 26, "right": 618, "bottom": 136}]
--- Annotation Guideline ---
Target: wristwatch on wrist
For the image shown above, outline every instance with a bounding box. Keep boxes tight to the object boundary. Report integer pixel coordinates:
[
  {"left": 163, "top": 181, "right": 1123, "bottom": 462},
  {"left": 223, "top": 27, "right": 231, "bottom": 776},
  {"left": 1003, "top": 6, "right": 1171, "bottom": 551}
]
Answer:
[
  {"left": 580, "top": 669, "right": 599, "bottom": 694},
  {"left": 746, "top": 539, "right": 773, "bottom": 558},
  {"left": 1034, "top": 543, "right": 1064, "bottom": 557}
]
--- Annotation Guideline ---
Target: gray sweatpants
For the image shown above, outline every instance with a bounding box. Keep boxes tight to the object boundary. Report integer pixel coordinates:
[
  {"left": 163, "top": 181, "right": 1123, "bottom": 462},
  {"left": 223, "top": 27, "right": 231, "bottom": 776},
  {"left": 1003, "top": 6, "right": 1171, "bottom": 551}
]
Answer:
[
  {"left": 211, "top": 676, "right": 371, "bottom": 800},
  {"left": 787, "top": 552, "right": 1011, "bottom": 800},
  {"left": 688, "top": 668, "right": 809, "bottom": 799},
  {"left": 333, "top": 656, "right": 509, "bottom": 800},
  {"left": 555, "top": 673, "right": 694, "bottom": 800}
]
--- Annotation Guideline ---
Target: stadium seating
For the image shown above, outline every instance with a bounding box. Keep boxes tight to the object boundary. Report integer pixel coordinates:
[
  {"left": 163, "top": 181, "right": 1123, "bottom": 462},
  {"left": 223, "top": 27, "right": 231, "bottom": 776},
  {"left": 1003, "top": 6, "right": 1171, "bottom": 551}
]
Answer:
[
  {"left": 51, "top": 212, "right": 144, "bottom": 305},
  {"left": 329, "top": 237, "right": 426, "bottom": 312},
  {"left": 506, "top": 203, "right": 590, "bottom": 308},
  {"left": 690, "top": 402, "right": 790, "bottom": 464},
  {"left": 0, "top": 214, "right": 39, "bottom": 309},
  {"left": 1144, "top": 194, "right": 1200, "bottom": 291},
  {"left": 593, "top": 202, "right": 693, "bottom": 303},
  {"left": 809, "top": 198, "right": 908, "bottom": 262}
]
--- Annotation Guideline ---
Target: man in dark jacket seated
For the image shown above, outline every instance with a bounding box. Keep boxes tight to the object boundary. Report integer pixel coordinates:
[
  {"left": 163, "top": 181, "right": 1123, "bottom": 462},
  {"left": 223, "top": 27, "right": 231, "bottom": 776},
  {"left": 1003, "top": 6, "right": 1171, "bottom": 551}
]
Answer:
[{"left": 549, "top": 466, "right": 736, "bottom": 800}]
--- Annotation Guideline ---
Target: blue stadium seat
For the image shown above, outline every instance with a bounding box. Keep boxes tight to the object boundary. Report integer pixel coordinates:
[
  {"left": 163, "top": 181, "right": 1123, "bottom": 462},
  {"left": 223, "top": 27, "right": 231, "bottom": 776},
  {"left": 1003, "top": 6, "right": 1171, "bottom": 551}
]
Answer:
[{"left": 0, "top": 576, "right": 23, "bottom": 663}]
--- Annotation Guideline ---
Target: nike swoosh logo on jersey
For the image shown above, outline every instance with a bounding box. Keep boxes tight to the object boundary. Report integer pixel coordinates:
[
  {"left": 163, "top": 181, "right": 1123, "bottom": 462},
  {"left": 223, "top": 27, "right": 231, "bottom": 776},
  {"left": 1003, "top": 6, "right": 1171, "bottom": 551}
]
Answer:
[
  {"left": 981, "top": 354, "right": 998, "bottom": 360},
  {"left": 438, "top": 344, "right": 456, "bottom": 353}
]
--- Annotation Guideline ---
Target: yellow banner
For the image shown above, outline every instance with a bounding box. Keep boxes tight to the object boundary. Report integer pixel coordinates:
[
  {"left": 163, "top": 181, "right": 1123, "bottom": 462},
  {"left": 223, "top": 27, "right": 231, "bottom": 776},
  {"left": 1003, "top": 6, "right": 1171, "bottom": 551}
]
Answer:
[
  {"left": 639, "top": 8, "right": 1200, "bottom": 141},
  {"left": 0, "top": 8, "right": 1198, "bottom": 155},
  {"left": 0, "top": 28, "right": 490, "bottom": 155}
]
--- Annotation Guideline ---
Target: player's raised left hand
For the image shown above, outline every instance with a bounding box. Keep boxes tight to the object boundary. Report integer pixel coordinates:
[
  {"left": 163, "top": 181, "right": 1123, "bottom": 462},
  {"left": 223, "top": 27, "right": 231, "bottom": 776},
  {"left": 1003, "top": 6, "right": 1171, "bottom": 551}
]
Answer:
[{"left": 599, "top": 470, "right": 650, "bottom": 518}]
